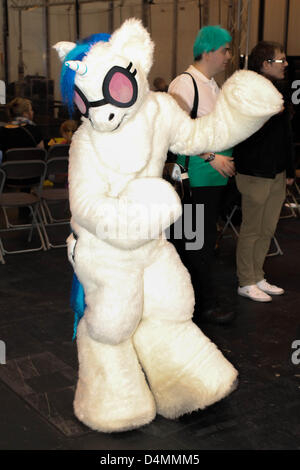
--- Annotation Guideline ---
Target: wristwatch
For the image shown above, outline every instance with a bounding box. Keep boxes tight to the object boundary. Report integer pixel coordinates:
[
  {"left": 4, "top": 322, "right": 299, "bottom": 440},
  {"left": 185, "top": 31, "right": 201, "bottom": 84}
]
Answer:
[{"left": 204, "top": 152, "right": 215, "bottom": 163}]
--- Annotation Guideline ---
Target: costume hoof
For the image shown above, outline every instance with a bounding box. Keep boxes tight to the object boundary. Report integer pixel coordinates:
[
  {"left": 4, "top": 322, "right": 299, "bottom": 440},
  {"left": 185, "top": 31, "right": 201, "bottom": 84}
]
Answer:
[{"left": 74, "top": 399, "right": 156, "bottom": 433}]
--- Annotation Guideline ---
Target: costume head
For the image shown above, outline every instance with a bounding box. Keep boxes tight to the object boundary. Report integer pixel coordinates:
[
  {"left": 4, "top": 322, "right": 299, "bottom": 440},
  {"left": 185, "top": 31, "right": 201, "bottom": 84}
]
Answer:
[
  {"left": 54, "top": 19, "right": 154, "bottom": 133},
  {"left": 193, "top": 25, "right": 232, "bottom": 60}
]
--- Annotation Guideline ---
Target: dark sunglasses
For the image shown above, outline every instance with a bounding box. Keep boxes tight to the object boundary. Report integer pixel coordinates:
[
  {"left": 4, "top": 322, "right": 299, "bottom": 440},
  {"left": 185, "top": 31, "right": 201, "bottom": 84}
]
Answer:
[{"left": 73, "top": 62, "right": 138, "bottom": 117}]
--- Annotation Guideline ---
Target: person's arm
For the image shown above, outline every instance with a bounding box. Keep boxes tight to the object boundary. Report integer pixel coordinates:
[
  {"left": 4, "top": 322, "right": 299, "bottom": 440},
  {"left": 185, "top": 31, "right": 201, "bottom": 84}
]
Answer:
[
  {"left": 207, "top": 154, "right": 235, "bottom": 177},
  {"left": 286, "top": 178, "right": 294, "bottom": 185}
]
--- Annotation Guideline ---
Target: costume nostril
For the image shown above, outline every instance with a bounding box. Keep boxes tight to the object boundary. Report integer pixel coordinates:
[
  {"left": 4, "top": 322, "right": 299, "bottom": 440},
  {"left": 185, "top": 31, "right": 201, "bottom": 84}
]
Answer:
[{"left": 109, "top": 113, "right": 115, "bottom": 121}]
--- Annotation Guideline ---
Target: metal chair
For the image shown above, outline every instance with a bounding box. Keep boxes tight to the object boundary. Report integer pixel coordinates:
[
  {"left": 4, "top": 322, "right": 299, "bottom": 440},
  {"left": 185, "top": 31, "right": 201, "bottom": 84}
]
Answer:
[
  {"left": 218, "top": 177, "right": 283, "bottom": 257},
  {"left": 282, "top": 186, "right": 300, "bottom": 218},
  {"left": 0, "top": 160, "right": 47, "bottom": 256},
  {"left": 47, "top": 144, "right": 70, "bottom": 160},
  {"left": 3, "top": 147, "right": 47, "bottom": 162},
  {"left": 219, "top": 204, "right": 283, "bottom": 257},
  {"left": 39, "top": 156, "right": 70, "bottom": 249}
]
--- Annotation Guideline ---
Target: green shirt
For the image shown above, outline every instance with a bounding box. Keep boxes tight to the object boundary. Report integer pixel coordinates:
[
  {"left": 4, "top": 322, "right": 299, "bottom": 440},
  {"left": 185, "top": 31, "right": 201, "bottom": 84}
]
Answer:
[{"left": 177, "top": 148, "right": 233, "bottom": 187}]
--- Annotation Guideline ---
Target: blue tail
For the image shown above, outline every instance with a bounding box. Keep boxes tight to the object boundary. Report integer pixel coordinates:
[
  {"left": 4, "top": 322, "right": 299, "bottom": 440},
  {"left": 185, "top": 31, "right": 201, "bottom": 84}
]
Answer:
[{"left": 70, "top": 272, "right": 86, "bottom": 341}]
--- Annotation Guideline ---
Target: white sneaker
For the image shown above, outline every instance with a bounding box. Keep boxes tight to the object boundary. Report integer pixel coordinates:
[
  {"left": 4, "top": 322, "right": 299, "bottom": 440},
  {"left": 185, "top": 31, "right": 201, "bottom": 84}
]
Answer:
[
  {"left": 256, "top": 279, "right": 284, "bottom": 296},
  {"left": 238, "top": 285, "right": 272, "bottom": 302}
]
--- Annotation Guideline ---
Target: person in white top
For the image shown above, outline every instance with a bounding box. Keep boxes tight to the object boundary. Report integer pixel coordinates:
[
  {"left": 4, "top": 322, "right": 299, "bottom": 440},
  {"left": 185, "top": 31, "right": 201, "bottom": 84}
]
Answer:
[{"left": 168, "top": 26, "right": 235, "bottom": 325}]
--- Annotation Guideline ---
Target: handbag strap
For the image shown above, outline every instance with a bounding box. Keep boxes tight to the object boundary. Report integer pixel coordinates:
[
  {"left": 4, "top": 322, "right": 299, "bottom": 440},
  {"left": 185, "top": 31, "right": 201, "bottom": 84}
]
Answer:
[
  {"left": 182, "top": 72, "right": 199, "bottom": 119},
  {"left": 181, "top": 72, "right": 199, "bottom": 170}
]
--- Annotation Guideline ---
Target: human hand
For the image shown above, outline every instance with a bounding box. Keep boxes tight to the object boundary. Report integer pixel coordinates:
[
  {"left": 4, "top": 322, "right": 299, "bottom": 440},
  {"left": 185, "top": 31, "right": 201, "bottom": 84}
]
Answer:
[
  {"left": 208, "top": 154, "right": 235, "bottom": 178},
  {"left": 286, "top": 178, "right": 294, "bottom": 186}
]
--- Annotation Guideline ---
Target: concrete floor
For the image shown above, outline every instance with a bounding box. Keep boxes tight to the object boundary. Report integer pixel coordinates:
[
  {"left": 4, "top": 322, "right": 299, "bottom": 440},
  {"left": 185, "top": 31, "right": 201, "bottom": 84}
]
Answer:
[{"left": 0, "top": 212, "right": 299, "bottom": 452}]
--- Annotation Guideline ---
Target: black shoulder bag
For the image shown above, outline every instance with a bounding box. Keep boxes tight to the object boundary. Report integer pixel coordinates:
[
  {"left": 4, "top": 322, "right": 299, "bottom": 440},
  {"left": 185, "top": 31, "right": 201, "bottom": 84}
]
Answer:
[{"left": 164, "top": 72, "right": 199, "bottom": 202}]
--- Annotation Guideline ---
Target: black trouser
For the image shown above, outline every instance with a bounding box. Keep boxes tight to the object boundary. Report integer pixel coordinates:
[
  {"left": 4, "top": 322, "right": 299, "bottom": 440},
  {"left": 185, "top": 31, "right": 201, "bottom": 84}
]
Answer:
[{"left": 170, "top": 185, "right": 225, "bottom": 312}]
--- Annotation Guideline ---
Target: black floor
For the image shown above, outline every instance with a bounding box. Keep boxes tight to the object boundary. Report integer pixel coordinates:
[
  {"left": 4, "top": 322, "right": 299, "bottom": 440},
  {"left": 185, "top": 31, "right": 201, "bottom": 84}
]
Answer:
[{"left": 0, "top": 213, "right": 300, "bottom": 452}]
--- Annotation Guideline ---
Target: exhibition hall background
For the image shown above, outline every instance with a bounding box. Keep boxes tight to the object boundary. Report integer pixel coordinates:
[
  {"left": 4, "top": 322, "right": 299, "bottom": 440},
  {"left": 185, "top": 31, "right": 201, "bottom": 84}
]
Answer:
[{"left": 0, "top": 0, "right": 300, "bottom": 105}]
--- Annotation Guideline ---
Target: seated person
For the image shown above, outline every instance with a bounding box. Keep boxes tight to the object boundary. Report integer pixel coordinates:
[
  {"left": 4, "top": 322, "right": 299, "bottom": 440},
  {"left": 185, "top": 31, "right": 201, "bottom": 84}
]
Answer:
[
  {"left": 48, "top": 119, "right": 78, "bottom": 146},
  {"left": 0, "top": 97, "right": 44, "bottom": 155},
  {"left": 0, "top": 97, "right": 45, "bottom": 220}
]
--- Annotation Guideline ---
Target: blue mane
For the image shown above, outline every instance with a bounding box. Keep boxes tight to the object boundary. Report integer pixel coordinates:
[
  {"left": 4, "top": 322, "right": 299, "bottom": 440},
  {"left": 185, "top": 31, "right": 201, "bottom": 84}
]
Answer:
[{"left": 60, "top": 33, "right": 111, "bottom": 115}]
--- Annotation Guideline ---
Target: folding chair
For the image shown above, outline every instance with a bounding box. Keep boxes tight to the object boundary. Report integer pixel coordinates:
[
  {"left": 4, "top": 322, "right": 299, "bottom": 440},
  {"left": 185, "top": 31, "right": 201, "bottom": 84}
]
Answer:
[
  {"left": 47, "top": 144, "right": 70, "bottom": 160},
  {"left": 282, "top": 186, "right": 300, "bottom": 217},
  {"left": 283, "top": 142, "right": 300, "bottom": 216},
  {"left": 39, "top": 156, "right": 70, "bottom": 249},
  {"left": 4, "top": 147, "right": 47, "bottom": 162},
  {"left": 0, "top": 160, "right": 47, "bottom": 255},
  {"left": 220, "top": 204, "right": 283, "bottom": 257}
]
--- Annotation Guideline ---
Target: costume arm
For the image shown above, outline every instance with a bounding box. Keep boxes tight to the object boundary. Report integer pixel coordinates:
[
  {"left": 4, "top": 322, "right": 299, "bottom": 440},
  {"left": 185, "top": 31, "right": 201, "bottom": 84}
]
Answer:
[
  {"left": 167, "top": 70, "right": 283, "bottom": 156},
  {"left": 69, "top": 130, "right": 181, "bottom": 248}
]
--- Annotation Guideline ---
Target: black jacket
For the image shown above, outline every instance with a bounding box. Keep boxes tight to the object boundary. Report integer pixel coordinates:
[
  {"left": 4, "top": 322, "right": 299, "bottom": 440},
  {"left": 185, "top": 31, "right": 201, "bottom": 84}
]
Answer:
[
  {"left": 0, "top": 124, "right": 43, "bottom": 154},
  {"left": 233, "top": 80, "right": 295, "bottom": 179}
]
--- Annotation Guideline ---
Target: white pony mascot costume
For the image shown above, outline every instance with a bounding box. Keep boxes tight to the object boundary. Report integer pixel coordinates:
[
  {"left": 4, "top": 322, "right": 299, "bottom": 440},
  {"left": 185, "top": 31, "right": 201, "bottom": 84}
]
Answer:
[{"left": 54, "top": 19, "right": 282, "bottom": 433}]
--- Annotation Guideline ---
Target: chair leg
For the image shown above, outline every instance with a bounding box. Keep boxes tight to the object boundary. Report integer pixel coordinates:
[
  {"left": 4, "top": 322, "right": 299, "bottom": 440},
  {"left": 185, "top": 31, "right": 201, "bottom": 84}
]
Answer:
[
  {"left": 219, "top": 204, "right": 283, "bottom": 257},
  {"left": 33, "top": 207, "right": 48, "bottom": 251},
  {"left": 1, "top": 207, "right": 10, "bottom": 229},
  {"left": 219, "top": 205, "right": 240, "bottom": 241},
  {"left": 0, "top": 238, "right": 5, "bottom": 264},
  {"left": 42, "top": 199, "right": 70, "bottom": 224},
  {"left": 266, "top": 235, "right": 283, "bottom": 257},
  {"left": 0, "top": 204, "right": 48, "bottom": 255},
  {"left": 39, "top": 200, "right": 70, "bottom": 249},
  {"left": 37, "top": 205, "right": 51, "bottom": 250},
  {"left": 27, "top": 204, "right": 47, "bottom": 250},
  {"left": 281, "top": 189, "right": 299, "bottom": 218}
]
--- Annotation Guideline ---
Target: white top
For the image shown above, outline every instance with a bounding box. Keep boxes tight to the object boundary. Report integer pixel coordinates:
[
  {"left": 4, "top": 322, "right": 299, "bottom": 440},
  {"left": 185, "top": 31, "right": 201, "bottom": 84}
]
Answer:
[{"left": 168, "top": 65, "right": 219, "bottom": 117}]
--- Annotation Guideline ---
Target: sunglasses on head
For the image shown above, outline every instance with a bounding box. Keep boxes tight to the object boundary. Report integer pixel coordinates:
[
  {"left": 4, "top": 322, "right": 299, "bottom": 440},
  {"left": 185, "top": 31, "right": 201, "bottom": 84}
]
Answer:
[{"left": 73, "top": 62, "right": 138, "bottom": 117}]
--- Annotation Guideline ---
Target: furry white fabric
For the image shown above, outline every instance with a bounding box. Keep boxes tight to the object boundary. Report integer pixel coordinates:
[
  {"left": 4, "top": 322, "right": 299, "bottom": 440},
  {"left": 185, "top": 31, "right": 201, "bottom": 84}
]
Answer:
[{"left": 55, "top": 18, "right": 283, "bottom": 433}]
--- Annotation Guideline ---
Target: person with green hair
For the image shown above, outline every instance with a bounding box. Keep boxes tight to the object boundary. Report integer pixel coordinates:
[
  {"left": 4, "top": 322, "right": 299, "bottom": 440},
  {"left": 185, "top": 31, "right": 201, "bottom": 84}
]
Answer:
[{"left": 168, "top": 25, "right": 235, "bottom": 325}]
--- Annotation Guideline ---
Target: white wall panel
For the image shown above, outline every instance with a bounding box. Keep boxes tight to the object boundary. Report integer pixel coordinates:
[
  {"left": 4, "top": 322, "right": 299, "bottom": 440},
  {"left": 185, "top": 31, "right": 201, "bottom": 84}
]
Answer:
[
  {"left": 148, "top": 2, "right": 174, "bottom": 88},
  {"left": 2, "top": 0, "right": 300, "bottom": 106},
  {"left": 287, "top": 0, "right": 300, "bottom": 55},
  {"left": 263, "top": 0, "right": 286, "bottom": 45},
  {"left": 49, "top": 5, "right": 76, "bottom": 101},
  {"left": 0, "top": 2, "right": 4, "bottom": 81},
  {"left": 80, "top": 2, "right": 109, "bottom": 38}
]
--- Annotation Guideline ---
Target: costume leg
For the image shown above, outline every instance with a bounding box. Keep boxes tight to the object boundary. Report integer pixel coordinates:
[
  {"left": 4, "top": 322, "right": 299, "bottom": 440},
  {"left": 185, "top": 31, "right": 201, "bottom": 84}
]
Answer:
[
  {"left": 133, "top": 241, "right": 238, "bottom": 419},
  {"left": 73, "top": 245, "right": 156, "bottom": 432},
  {"left": 74, "top": 318, "right": 156, "bottom": 432}
]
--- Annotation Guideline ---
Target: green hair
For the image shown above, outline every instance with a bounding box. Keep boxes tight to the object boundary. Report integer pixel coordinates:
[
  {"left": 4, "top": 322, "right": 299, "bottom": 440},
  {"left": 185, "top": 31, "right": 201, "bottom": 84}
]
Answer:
[{"left": 193, "top": 25, "right": 232, "bottom": 60}]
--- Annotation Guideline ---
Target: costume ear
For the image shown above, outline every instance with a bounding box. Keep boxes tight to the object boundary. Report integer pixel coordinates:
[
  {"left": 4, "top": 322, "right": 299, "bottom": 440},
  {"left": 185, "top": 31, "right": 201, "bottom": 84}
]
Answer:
[
  {"left": 109, "top": 18, "right": 154, "bottom": 75},
  {"left": 53, "top": 41, "right": 77, "bottom": 62}
]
